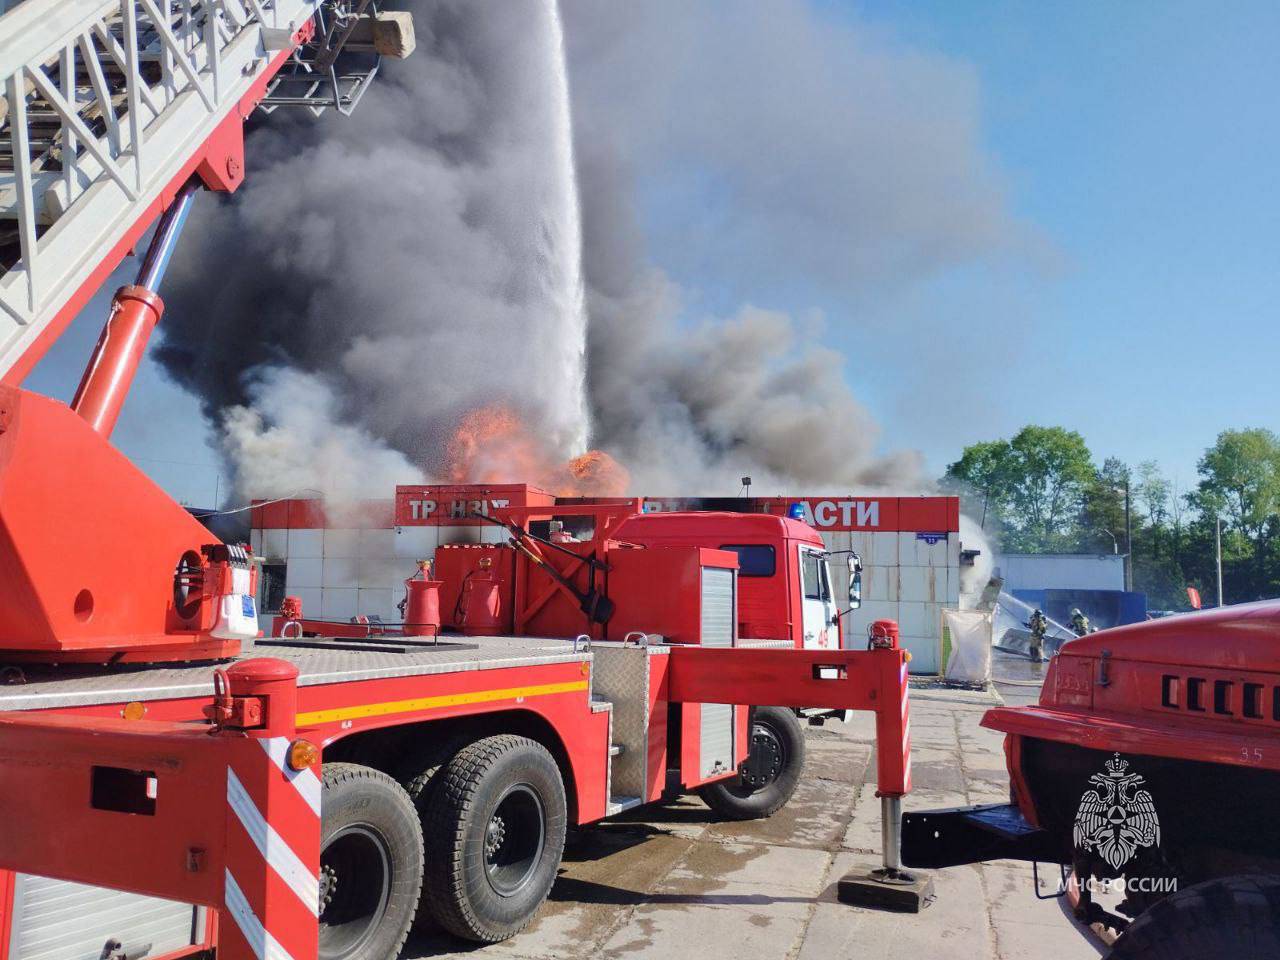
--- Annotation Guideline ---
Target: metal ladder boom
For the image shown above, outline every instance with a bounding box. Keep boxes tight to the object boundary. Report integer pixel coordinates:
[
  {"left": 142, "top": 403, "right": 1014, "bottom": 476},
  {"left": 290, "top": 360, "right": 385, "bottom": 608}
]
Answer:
[{"left": 0, "top": 0, "right": 320, "bottom": 386}]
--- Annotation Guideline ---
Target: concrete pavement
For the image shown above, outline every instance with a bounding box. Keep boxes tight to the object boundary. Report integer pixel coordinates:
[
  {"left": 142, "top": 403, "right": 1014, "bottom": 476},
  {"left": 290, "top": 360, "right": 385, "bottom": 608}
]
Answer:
[{"left": 404, "top": 685, "right": 1104, "bottom": 960}]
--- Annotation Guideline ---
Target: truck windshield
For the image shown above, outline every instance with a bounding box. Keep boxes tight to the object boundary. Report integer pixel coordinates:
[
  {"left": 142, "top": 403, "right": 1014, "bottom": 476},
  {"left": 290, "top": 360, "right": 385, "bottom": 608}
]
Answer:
[{"left": 719, "top": 544, "right": 776, "bottom": 577}]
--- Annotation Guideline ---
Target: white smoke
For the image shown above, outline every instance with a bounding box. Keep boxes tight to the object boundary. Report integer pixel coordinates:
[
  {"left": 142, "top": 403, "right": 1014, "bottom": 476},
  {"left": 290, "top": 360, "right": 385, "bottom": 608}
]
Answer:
[
  {"left": 221, "top": 368, "right": 424, "bottom": 503},
  {"left": 958, "top": 512, "right": 998, "bottom": 605}
]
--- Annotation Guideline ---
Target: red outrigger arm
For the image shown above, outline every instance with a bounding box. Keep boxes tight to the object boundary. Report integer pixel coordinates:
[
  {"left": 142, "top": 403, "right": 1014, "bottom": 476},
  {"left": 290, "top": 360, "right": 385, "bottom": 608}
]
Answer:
[
  {"left": 669, "top": 645, "right": 913, "bottom": 796},
  {"left": 0, "top": 648, "right": 912, "bottom": 960},
  {"left": 0, "top": 660, "right": 319, "bottom": 960}
]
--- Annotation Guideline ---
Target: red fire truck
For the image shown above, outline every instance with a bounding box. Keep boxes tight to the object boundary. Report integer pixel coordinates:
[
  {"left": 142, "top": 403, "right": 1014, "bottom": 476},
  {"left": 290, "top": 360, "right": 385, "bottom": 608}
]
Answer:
[
  {"left": 901, "top": 603, "right": 1280, "bottom": 959},
  {"left": 0, "top": 4, "right": 917, "bottom": 959},
  {"left": 612, "top": 511, "right": 862, "bottom": 654}
]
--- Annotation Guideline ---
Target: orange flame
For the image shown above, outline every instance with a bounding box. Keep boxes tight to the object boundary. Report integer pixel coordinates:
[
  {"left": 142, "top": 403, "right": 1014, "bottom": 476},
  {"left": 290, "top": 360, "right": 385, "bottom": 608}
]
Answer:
[
  {"left": 551, "top": 449, "right": 631, "bottom": 497},
  {"left": 444, "top": 404, "right": 629, "bottom": 497}
]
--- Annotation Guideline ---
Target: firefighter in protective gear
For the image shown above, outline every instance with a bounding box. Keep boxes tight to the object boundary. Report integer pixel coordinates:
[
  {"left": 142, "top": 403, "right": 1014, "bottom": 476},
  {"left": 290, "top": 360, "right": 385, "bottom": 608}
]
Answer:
[
  {"left": 1070, "top": 608, "right": 1091, "bottom": 637},
  {"left": 1028, "top": 609, "right": 1048, "bottom": 661}
]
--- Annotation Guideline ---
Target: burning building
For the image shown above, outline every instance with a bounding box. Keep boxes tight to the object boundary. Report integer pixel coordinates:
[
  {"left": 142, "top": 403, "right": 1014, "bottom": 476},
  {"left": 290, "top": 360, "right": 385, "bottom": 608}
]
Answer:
[{"left": 251, "top": 484, "right": 963, "bottom": 673}]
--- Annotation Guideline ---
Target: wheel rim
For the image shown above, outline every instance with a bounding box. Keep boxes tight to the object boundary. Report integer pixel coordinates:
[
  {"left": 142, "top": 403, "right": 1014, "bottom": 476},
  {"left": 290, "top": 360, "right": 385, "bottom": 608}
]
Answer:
[
  {"left": 736, "top": 720, "right": 786, "bottom": 794},
  {"left": 483, "top": 783, "right": 545, "bottom": 897},
  {"left": 319, "top": 824, "right": 391, "bottom": 960}
]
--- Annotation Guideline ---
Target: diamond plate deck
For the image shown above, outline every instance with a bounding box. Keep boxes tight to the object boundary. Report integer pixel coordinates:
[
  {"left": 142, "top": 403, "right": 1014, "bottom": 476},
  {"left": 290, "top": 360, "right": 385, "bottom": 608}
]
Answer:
[{"left": 0, "top": 635, "right": 590, "bottom": 711}]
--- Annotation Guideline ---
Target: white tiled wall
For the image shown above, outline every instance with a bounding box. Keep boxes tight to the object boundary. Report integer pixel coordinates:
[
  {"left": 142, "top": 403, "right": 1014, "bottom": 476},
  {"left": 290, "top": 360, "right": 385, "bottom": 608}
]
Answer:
[
  {"left": 287, "top": 586, "right": 323, "bottom": 617},
  {"left": 360, "top": 528, "right": 397, "bottom": 561},
  {"left": 321, "top": 556, "right": 359, "bottom": 589},
  {"left": 823, "top": 529, "right": 955, "bottom": 674},
  {"left": 323, "top": 528, "right": 360, "bottom": 559},
  {"left": 262, "top": 527, "right": 289, "bottom": 560},
  {"left": 287, "top": 528, "right": 323, "bottom": 559},
  {"left": 322, "top": 588, "right": 358, "bottom": 620},
  {"left": 358, "top": 588, "right": 398, "bottom": 621},
  {"left": 260, "top": 523, "right": 501, "bottom": 624},
  {"left": 285, "top": 557, "right": 323, "bottom": 590},
  {"left": 395, "top": 526, "right": 436, "bottom": 559}
]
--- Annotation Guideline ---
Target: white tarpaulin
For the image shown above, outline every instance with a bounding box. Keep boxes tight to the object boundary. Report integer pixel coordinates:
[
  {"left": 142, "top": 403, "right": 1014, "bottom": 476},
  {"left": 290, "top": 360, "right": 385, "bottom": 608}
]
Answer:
[{"left": 943, "top": 608, "right": 993, "bottom": 683}]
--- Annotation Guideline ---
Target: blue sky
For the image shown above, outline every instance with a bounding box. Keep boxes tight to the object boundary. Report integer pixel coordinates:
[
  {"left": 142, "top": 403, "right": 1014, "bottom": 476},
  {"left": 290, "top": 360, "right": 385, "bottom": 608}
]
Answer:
[
  {"left": 616, "top": 0, "right": 1278, "bottom": 496},
  {"left": 26, "top": 0, "right": 1280, "bottom": 505},
  {"left": 829, "top": 0, "right": 1280, "bottom": 489}
]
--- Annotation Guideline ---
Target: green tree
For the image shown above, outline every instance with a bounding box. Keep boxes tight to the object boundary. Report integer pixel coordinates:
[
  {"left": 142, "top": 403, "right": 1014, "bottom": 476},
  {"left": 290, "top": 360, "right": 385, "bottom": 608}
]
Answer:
[
  {"left": 1134, "top": 461, "right": 1171, "bottom": 531},
  {"left": 1079, "top": 457, "right": 1131, "bottom": 556},
  {"left": 945, "top": 425, "right": 1095, "bottom": 552},
  {"left": 1189, "top": 428, "right": 1280, "bottom": 597}
]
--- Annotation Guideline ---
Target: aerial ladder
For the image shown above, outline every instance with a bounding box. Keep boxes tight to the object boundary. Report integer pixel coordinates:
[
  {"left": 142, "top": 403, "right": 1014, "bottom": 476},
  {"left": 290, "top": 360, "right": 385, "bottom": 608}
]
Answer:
[{"left": 0, "top": 0, "right": 405, "bottom": 388}]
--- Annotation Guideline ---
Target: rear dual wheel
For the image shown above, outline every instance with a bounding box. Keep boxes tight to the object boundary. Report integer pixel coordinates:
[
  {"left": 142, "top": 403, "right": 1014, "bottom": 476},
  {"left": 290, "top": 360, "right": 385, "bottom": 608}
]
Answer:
[
  {"left": 318, "top": 764, "right": 423, "bottom": 960},
  {"left": 318, "top": 738, "right": 568, "bottom": 956},
  {"left": 420, "top": 735, "right": 568, "bottom": 942}
]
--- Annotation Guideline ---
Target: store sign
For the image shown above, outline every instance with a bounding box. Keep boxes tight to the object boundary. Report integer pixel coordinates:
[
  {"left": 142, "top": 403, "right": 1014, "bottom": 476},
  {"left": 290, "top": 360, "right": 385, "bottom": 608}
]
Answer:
[
  {"left": 399, "top": 496, "right": 510, "bottom": 524},
  {"left": 803, "top": 500, "right": 881, "bottom": 529}
]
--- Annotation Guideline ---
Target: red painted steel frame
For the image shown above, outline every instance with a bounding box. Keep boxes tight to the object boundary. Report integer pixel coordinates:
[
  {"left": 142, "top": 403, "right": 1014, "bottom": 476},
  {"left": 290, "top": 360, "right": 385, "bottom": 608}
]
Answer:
[
  {"left": 668, "top": 645, "right": 913, "bottom": 796},
  {"left": 293, "top": 661, "right": 612, "bottom": 825},
  {"left": 0, "top": 388, "right": 242, "bottom": 661},
  {"left": 494, "top": 502, "right": 640, "bottom": 639},
  {"left": 0, "top": 660, "right": 318, "bottom": 960}
]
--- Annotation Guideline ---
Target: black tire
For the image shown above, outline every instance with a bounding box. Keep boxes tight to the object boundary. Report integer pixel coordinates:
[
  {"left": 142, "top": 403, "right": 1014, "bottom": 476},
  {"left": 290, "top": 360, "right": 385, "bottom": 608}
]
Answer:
[
  {"left": 421, "top": 735, "right": 567, "bottom": 942},
  {"left": 319, "top": 763, "right": 424, "bottom": 960},
  {"left": 398, "top": 732, "right": 473, "bottom": 932},
  {"left": 1107, "top": 875, "right": 1280, "bottom": 960},
  {"left": 697, "top": 705, "right": 805, "bottom": 820}
]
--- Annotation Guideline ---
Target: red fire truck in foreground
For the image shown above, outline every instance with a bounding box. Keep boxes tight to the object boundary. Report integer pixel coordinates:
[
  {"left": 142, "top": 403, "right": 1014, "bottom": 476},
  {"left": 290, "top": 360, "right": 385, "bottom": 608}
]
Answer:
[
  {"left": 0, "top": 3, "right": 917, "bottom": 959},
  {"left": 902, "top": 602, "right": 1280, "bottom": 959}
]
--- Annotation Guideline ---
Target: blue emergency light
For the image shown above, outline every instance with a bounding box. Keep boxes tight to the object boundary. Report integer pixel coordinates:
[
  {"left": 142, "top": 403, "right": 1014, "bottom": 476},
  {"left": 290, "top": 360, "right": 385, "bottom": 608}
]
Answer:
[{"left": 787, "top": 503, "right": 806, "bottom": 521}]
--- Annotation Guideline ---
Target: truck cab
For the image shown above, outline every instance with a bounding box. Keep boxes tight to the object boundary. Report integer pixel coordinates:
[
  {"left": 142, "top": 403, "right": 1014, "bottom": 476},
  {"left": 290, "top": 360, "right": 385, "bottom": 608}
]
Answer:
[{"left": 613, "top": 512, "right": 861, "bottom": 650}]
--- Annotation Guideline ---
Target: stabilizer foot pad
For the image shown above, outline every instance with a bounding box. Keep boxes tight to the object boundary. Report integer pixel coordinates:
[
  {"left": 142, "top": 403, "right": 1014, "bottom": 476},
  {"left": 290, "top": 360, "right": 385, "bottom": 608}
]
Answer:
[{"left": 837, "top": 866, "right": 935, "bottom": 913}]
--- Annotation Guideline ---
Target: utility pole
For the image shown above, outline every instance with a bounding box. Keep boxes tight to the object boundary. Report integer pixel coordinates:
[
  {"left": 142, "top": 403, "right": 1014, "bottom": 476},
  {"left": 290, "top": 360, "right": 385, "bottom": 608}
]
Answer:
[
  {"left": 1124, "top": 478, "right": 1133, "bottom": 592},
  {"left": 1216, "top": 516, "right": 1224, "bottom": 607}
]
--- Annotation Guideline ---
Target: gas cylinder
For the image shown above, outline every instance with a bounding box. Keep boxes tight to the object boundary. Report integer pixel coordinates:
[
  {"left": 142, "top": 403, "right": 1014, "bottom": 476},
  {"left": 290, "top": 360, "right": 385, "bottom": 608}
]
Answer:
[
  {"left": 460, "top": 575, "right": 501, "bottom": 636},
  {"left": 403, "top": 579, "right": 443, "bottom": 638}
]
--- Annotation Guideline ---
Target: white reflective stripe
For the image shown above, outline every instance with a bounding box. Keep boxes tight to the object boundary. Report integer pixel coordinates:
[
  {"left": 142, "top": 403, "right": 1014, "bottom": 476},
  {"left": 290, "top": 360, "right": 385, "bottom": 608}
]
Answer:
[
  {"left": 260, "top": 736, "right": 322, "bottom": 816},
  {"left": 227, "top": 768, "right": 320, "bottom": 916},
  {"left": 224, "top": 869, "right": 299, "bottom": 960}
]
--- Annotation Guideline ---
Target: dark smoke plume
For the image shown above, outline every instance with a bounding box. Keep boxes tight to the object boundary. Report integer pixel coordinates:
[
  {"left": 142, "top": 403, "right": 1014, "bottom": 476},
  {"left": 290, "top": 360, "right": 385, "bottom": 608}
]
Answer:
[
  {"left": 156, "top": 0, "right": 1018, "bottom": 501},
  {"left": 159, "top": 0, "right": 587, "bottom": 500}
]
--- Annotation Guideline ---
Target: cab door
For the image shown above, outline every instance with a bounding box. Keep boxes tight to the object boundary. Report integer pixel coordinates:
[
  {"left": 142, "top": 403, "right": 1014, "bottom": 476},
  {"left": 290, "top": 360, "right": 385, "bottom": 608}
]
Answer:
[{"left": 798, "top": 545, "right": 834, "bottom": 649}]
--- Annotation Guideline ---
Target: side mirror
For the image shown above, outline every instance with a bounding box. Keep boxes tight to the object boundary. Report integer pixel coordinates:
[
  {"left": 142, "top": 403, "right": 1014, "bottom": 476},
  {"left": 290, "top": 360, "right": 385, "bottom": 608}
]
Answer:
[{"left": 848, "top": 554, "right": 863, "bottom": 609}]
